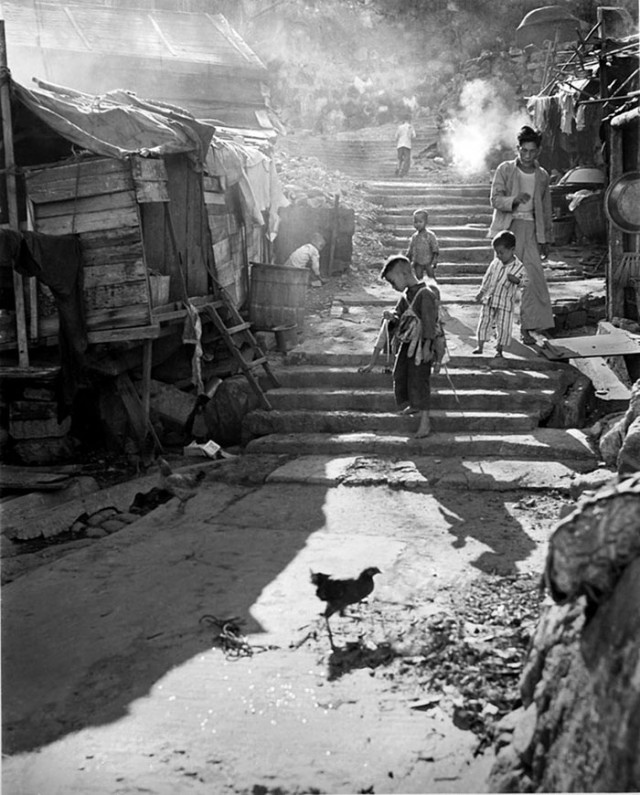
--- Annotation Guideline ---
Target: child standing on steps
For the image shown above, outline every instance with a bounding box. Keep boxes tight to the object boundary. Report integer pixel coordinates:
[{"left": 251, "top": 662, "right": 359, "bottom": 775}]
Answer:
[
  {"left": 360, "top": 255, "right": 439, "bottom": 438},
  {"left": 405, "top": 208, "right": 439, "bottom": 280},
  {"left": 473, "top": 230, "right": 524, "bottom": 358}
]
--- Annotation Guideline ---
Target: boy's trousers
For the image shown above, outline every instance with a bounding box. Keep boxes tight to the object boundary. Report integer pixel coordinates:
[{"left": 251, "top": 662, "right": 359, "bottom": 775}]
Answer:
[
  {"left": 393, "top": 344, "right": 431, "bottom": 410},
  {"left": 477, "top": 303, "right": 515, "bottom": 347}
]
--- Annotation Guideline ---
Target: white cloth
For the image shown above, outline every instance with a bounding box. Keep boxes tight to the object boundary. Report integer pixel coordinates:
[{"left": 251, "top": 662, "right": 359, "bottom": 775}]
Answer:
[
  {"left": 513, "top": 170, "right": 536, "bottom": 220},
  {"left": 284, "top": 243, "right": 321, "bottom": 278},
  {"left": 396, "top": 122, "right": 416, "bottom": 150}
]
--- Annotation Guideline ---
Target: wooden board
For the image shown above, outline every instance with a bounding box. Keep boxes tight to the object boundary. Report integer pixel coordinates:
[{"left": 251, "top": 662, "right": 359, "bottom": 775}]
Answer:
[
  {"left": 83, "top": 260, "right": 146, "bottom": 288},
  {"left": 131, "top": 156, "right": 169, "bottom": 203},
  {"left": 81, "top": 245, "right": 144, "bottom": 268},
  {"left": 0, "top": 467, "right": 72, "bottom": 491},
  {"left": 204, "top": 191, "right": 227, "bottom": 205},
  {"left": 541, "top": 331, "right": 640, "bottom": 359},
  {"left": 79, "top": 227, "right": 144, "bottom": 250},
  {"left": 34, "top": 190, "right": 136, "bottom": 219},
  {"left": 570, "top": 357, "right": 632, "bottom": 402},
  {"left": 84, "top": 281, "right": 149, "bottom": 311},
  {"left": 34, "top": 206, "right": 140, "bottom": 235},
  {"left": 25, "top": 158, "right": 133, "bottom": 203}
]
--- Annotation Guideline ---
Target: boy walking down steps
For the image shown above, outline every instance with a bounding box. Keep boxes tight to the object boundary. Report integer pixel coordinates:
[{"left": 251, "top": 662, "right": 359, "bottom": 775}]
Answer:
[{"left": 473, "top": 230, "right": 524, "bottom": 358}]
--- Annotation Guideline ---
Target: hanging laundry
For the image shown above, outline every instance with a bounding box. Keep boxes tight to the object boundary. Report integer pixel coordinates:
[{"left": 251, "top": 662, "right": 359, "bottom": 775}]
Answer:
[
  {"left": 527, "top": 96, "right": 552, "bottom": 132},
  {"left": 557, "top": 89, "right": 575, "bottom": 134},
  {"left": 575, "top": 102, "right": 587, "bottom": 131}
]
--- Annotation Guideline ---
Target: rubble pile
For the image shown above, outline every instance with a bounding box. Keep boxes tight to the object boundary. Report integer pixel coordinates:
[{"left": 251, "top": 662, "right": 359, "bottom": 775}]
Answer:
[{"left": 274, "top": 149, "right": 385, "bottom": 275}]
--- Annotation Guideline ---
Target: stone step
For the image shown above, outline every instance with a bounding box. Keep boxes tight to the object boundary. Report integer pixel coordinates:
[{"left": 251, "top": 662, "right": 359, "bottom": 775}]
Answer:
[
  {"left": 244, "top": 408, "right": 538, "bottom": 436},
  {"left": 371, "top": 195, "right": 491, "bottom": 208},
  {"left": 266, "top": 387, "right": 557, "bottom": 415},
  {"left": 245, "top": 428, "right": 597, "bottom": 462},
  {"left": 379, "top": 213, "right": 492, "bottom": 225},
  {"left": 366, "top": 181, "right": 489, "bottom": 189},
  {"left": 385, "top": 225, "right": 489, "bottom": 238},
  {"left": 270, "top": 365, "right": 563, "bottom": 391},
  {"left": 384, "top": 235, "right": 490, "bottom": 248},
  {"left": 279, "top": 352, "right": 566, "bottom": 371},
  {"left": 382, "top": 245, "right": 492, "bottom": 262},
  {"left": 366, "top": 185, "right": 490, "bottom": 198}
]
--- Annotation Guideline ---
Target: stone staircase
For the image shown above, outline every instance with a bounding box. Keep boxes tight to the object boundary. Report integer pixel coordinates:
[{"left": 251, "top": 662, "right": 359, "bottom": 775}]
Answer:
[
  {"left": 245, "top": 353, "right": 596, "bottom": 467},
  {"left": 367, "top": 180, "right": 494, "bottom": 275}
]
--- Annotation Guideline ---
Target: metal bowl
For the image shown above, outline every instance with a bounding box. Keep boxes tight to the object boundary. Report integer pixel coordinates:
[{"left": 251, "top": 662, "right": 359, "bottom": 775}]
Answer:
[{"left": 605, "top": 171, "right": 640, "bottom": 233}]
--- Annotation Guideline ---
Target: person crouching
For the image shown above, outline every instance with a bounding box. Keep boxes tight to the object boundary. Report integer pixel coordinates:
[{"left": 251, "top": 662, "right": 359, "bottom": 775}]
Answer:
[{"left": 473, "top": 230, "right": 524, "bottom": 358}]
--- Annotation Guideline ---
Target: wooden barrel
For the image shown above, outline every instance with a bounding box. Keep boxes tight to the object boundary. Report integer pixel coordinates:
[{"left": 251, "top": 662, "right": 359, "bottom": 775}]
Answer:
[{"left": 249, "top": 263, "right": 309, "bottom": 330}]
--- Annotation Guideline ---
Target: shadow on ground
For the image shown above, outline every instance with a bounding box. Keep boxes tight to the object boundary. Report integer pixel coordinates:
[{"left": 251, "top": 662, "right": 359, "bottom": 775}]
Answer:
[{"left": 1, "top": 481, "right": 332, "bottom": 754}]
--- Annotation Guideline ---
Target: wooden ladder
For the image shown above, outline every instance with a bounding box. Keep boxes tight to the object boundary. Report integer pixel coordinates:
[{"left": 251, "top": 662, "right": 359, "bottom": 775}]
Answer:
[{"left": 200, "top": 293, "right": 279, "bottom": 410}]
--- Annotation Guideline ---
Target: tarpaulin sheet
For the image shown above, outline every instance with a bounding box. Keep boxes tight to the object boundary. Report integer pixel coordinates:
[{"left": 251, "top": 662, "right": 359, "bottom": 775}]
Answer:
[{"left": 14, "top": 79, "right": 215, "bottom": 162}]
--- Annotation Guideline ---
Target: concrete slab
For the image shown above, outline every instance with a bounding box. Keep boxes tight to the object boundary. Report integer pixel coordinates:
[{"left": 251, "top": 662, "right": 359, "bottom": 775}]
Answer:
[
  {"left": 260, "top": 455, "right": 599, "bottom": 493},
  {"left": 3, "top": 479, "right": 566, "bottom": 794},
  {"left": 247, "top": 428, "right": 598, "bottom": 463}
]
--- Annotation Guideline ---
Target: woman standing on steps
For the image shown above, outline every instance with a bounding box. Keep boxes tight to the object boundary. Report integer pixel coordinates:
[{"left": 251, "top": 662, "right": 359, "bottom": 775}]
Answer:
[{"left": 489, "top": 126, "right": 554, "bottom": 345}]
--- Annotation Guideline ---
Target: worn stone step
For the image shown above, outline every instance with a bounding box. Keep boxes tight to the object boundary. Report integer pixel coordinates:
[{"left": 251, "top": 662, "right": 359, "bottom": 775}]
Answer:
[
  {"left": 270, "top": 364, "right": 563, "bottom": 390},
  {"left": 366, "top": 184, "right": 490, "bottom": 198},
  {"left": 385, "top": 225, "right": 489, "bottom": 239},
  {"left": 382, "top": 245, "right": 492, "bottom": 262},
  {"left": 245, "top": 428, "right": 597, "bottom": 462},
  {"left": 372, "top": 196, "right": 491, "bottom": 208},
  {"left": 379, "top": 212, "right": 492, "bottom": 225},
  {"left": 244, "top": 409, "right": 538, "bottom": 436},
  {"left": 384, "top": 235, "right": 490, "bottom": 248},
  {"left": 279, "top": 352, "right": 566, "bottom": 371},
  {"left": 266, "top": 387, "right": 557, "bottom": 416}
]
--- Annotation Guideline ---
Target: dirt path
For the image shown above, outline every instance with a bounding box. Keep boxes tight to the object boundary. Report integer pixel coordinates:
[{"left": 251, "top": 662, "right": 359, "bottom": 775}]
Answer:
[{"left": 2, "top": 473, "right": 568, "bottom": 794}]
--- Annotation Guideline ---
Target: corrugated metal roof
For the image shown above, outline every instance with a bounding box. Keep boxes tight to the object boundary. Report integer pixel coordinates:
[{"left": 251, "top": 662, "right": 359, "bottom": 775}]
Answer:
[
  {"left": 3, "top": 2, "right": 267, "bottom": 70},
  {"left": 3, "top": 1, "right": 272, "bottom": 128}
]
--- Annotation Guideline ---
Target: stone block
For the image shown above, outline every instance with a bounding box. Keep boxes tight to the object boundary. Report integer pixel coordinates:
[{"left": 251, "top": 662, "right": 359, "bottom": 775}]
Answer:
[
  {"left": 100, "top": 519, "right": 126, "bottom": 534},
  {"left": 13, "top": 437, "right": 73, "bottom": 465},
  {"left": 86, "top": 507, "right": 119, "bottom": 527},
  {"left": 85, "top": 526, "right": 109, "bottom": 539},
  {"left": 9, "top": 416, "right": 71, "bottom": 439}
]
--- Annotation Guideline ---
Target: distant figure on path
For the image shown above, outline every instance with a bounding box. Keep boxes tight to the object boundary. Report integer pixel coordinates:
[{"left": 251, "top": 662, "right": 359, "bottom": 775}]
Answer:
[
  {"left": 405, "top": 208, "right": 439, "bottom": 279},
  {"left": 473, "top": 230, "right": 524, "bottom": 358},
  {"left": 284, "top": 233, "right": 326, "bottom": 284},
  {"left": 395, "top": 117, "right": 416, "bottom": 177},
  {"left": 489, "top": 126, "right": 554, "bottom": 345}
]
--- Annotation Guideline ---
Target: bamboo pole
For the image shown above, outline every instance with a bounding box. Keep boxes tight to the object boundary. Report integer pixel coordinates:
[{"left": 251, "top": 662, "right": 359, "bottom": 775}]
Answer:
[{"left": 0, "top": 21, "right": 29, "bottom": 366}]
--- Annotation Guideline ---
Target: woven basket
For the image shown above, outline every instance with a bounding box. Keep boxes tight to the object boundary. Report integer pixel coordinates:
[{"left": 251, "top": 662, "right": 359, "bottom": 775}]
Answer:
[
  {"left": 552, "top": 216, "right": 575, "bottom": 246},
  {"left": 573, "top": 194, "right": 607, "bottom": 242}
]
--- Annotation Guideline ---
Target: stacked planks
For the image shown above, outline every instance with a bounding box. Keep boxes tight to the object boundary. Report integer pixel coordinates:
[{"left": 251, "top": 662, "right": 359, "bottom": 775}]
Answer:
[{"left": 25, "top": 157, "right": 152, "bottom": 336}]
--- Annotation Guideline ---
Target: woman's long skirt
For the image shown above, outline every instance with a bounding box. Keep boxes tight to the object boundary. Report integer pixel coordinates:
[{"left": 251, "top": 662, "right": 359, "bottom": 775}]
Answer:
[{"left": 510, "top": 218, "right": 554, "bottom": 332}]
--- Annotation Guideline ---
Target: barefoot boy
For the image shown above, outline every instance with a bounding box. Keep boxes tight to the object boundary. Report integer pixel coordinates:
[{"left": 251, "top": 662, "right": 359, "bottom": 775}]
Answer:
[
  {"left": 375, "top": 254, "right": 439, "bottom": 437},
  {"left": 405, "top": 209, "right": 439, "bottom": 279},
  {"left": 473, "top": 230, "right": 524, "bottom": 358}
]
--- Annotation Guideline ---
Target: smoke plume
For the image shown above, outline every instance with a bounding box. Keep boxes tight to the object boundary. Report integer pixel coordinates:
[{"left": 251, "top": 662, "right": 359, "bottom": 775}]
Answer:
[{"left": 445, "top": 79, "right": 530, "bottom": 174}]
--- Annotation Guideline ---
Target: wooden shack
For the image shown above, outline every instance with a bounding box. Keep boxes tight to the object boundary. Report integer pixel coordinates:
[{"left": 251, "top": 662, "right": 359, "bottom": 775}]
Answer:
[{"left": 0, "top": 76, "right": 284, "bottom": 461}]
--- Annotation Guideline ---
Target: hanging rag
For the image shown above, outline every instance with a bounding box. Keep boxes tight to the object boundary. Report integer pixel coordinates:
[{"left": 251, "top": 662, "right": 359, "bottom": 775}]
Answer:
[
  {"left": 182, "top": 301, "right": 205, "bottom": 394},
  {"left": 0, "top": 229, "right": 87, "bottom": 419},
  {"left": 575, "top": 102, "right": 586, "bottom": 131},
  {"left": 527, "top": 96, "right": 552, "bottom": 132},
  {"left": 557, "top": 89, "right": 575, "bottom": 134}
]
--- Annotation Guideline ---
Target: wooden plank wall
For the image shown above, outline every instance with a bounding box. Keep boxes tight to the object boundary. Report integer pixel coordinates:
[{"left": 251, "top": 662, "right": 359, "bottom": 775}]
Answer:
[
  {"left": 204, "top": 177, "right": 263, "bottom": 307},
  {"left": 25, "top": 157, "right": 151, "bottom": 335},
  {"left": 139, "top": 154, "right": 212, "bottom": 303}
]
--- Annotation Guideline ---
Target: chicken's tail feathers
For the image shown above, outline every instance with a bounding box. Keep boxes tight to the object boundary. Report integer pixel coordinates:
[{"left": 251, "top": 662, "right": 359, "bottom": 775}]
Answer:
[
  {"left": 158, "top": 458, "right": 172, "bottom": 476},
  {"left": 195, "top": 470, "right": 206, "bottom": 484}
]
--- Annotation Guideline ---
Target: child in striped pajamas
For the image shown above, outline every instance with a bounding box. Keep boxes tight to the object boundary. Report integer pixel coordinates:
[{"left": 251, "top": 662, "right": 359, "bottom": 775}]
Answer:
[{"left": 473, "top": 230, "right": 524, "bottom": 358}]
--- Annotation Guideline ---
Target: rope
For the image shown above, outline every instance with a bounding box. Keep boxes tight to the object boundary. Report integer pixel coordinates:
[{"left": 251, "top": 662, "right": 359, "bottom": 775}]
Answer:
[{"left": 199, "top": 614, "right": 278, "bottom": 659}]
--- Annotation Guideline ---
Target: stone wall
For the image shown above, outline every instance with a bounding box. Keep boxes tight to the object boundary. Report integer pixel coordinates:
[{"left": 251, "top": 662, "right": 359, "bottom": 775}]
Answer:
[{"left": 488, "top": 477, "right": 640, "bottom": 792}]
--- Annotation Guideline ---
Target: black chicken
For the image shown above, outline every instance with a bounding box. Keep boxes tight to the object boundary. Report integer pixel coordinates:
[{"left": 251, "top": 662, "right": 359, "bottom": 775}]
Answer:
[{"left": 310, "top": 566, "right": 381, "bottom": 648}]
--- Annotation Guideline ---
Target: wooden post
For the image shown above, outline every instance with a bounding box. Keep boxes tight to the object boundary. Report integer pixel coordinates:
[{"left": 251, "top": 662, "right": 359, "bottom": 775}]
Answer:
[
  {"left": 607, "top": 126, "right": 625, "bottom": 319},
  {"left": 0, "top": 21, "right": 29, "bottom": 366},
  {"left": 328, "top": 194, "right": 340, "bottom": 276}
]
